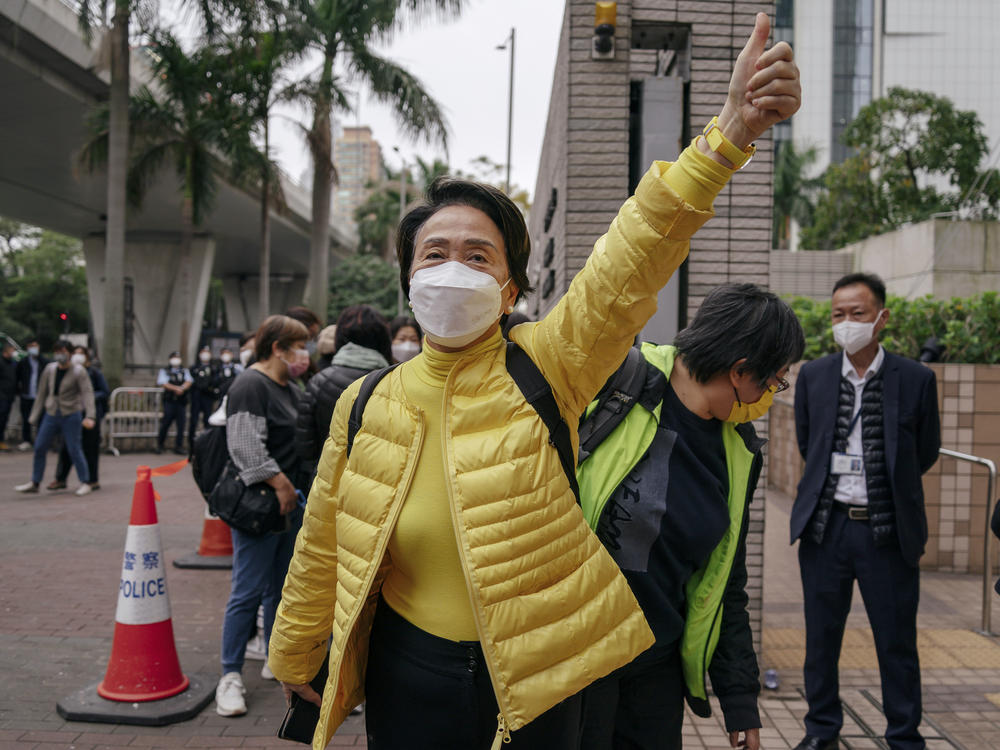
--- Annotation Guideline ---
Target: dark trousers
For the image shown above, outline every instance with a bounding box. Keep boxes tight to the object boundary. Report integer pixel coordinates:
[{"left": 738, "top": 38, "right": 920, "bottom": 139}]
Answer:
[
  {"left": 19, "top": 397, "right": 34, "bottom": 443},
  {"left": 364, "top": 599, "right": 582, "bottom": 750},
  {"left": 158, "top": 399, "right": 186, "bottom": 451},
  {"left": 0, "top": 395, "right": 12, "bottom": 441},
  {"left": 56, "top": 422, "right": 101, "bottom": 484},
  {"left": 579, "top": 648, "right": 684, "bottom": 750},
  {"left": 189, "top": 390, "right": 215, "bottom": 445},
  {"left": 799, "top": 506, "right": 923, "bottom": 750}
]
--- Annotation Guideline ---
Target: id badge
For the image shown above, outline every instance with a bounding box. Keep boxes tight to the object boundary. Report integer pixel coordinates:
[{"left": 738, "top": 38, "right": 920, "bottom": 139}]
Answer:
[{"left": 831, "top": 452, "right": 864, "bottom": 476}]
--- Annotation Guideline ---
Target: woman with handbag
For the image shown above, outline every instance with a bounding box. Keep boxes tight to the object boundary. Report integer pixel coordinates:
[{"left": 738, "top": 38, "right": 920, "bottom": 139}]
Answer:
[{"left": 214, "top": 315, "right": 311, "bottom": 718}]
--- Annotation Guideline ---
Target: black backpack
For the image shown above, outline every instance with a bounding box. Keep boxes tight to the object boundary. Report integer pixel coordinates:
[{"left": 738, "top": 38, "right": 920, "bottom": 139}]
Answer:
[
  {"left": 346, "top": 342, "right": 581, "bottom": 501},
  {"left": 191, "top": 423, "right": 229, "bottom": 500}
]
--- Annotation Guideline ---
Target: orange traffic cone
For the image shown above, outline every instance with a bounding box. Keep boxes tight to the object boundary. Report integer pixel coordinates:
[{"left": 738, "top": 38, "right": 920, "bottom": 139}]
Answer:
[
  {"left": 57, "top": 462, "right": 215, "bottom": 725},
  {"left": 98, "top": 465, "right": 188, "bottom": 700},
  {"left": 173, "top": 508, "right": 233, "bottom": 569}
]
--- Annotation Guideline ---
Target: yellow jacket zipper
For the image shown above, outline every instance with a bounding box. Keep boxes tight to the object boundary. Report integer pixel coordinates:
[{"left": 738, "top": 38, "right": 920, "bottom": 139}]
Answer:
[{"left": 441, "top": 365, "right": 514, "bottom": 737}]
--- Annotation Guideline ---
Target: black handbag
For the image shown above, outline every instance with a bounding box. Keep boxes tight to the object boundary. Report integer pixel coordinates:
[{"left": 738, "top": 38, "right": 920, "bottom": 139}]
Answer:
[{"left": 208, "top": 461, "right": 283, "bottom": 536}]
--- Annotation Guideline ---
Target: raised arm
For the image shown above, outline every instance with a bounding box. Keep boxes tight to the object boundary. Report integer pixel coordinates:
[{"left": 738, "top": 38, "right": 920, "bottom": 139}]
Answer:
[{"left": 518, "top": 13, "right": 800, "bottom": 419}]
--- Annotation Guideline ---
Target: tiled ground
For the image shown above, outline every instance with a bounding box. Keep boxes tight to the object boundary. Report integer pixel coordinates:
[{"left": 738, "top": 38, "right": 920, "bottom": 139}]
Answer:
[{"left": 1, "top": 451, "right": 998, "bottom": 749}]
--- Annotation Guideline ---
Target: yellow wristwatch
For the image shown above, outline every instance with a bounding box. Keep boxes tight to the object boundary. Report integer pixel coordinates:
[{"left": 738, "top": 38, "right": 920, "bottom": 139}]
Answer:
[{"left": 702, "top": 117, "right": 756, "bottom": 169}]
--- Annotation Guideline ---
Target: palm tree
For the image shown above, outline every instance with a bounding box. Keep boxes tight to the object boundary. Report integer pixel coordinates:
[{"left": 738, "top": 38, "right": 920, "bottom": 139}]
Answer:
[
  {"left": 77, "top": 1, "right": 132, "bottom": 386},
  {"left": 772, "top": 141, "right": 821, "bottom": 250},
  {"left": 220, "top": 14, "right": 303, "bottom": 319},
  {"left": 295, "top": 0, "right": 460, "bottom": 318},
  {"left": 80, "top": 32, "right": 235, "bottom": 362}
]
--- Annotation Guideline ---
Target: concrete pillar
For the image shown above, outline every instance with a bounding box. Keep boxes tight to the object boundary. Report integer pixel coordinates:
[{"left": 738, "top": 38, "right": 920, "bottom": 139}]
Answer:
[
  {"left": 220, "top": 274, "right": 309, "bottom": 335},
  {"left": 83, "top": 233, "right": 215, "bottom": 371}
]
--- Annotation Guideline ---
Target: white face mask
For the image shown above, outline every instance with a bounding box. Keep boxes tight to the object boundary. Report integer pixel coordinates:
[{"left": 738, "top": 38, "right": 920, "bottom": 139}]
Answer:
[
  {"left": 221, "top": 352, "right": 233, "bottom": 364},
  {"left": 239, "top": 349, "right": 252, "bottom": 367},
  {"left": 169, "top": 357, "right": 182, "bottom": 368},
  {"left": 199, "top": 351, "right": 211, "bottom": 363},
  {"left": 392, "top": 340, "right": 421, "bottom": 363},
  {"left": 832, "top": 314, "right": 882, "bottom": 355},
  {"left": 27, "top": 346, "right": 39, "bottom": 357},
  {"left": 409, "top": 261, "right": 510, "bottom": 348},
  {"left": 70, "top": 353, "right": 86, "bottom": 367}
]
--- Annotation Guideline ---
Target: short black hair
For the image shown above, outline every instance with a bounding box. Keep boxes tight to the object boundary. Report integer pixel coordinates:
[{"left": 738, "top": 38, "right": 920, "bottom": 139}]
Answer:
[
  {"left": 833, "top": 272, "right": 886, "bottom": 307},
  {"left": 389, "top": 315, "right": 422, "bottom": 341},
  {"left": 674, "top": 283, "right": 805, "bottom": 385},
  {"left": 396, "top": 177, "right": 534, "bottom": 302},
  {"left": 335, "top": 305, "right": 392, "bottom": 363},
  {"left": 53, "top": 340, "right": 72, "bottom": 353}
]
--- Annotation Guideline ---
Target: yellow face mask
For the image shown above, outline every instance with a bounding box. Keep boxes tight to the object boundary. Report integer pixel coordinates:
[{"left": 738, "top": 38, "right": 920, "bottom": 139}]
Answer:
[{"left": 727, "top": 385, "right": 775, "bottom": 423}]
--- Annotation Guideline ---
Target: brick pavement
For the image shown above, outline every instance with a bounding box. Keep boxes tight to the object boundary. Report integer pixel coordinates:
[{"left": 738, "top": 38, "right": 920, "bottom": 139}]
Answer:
[{"left": 1, "top": 450, "right": 998, "bottom": 749}]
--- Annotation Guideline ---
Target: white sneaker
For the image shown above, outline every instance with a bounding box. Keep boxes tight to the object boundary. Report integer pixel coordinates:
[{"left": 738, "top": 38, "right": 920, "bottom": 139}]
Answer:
[
  {"left": 244, "top": 632, "right": 266, "bottom": 661},
  {"left": 14, "top": 481, "right": 38, "bottom": 493},
  {"left": 261, "top": 662, "right": 275, "bottom": 680},
  {"left": 215, "top": 671, "right": 247, "bottom": 716},
  {"left": 17, "top": 442, "right": 31, "bottom": 452},
  {"left": 74, "top": 483, "right": 92, "bottom": 496}
]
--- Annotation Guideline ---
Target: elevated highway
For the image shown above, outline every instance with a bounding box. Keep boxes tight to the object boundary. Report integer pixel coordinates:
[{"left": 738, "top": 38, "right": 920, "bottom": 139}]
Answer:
[{"left": 0, "top": 0, "right": 356, "bottom": 372}]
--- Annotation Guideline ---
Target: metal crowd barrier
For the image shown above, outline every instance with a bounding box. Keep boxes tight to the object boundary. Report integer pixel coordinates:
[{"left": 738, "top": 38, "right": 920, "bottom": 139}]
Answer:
[
  {"left": 938, "top": 448, "right": 998, "bottom": 636},
  {"left": 106, "top": 387, "right": 164, "bottom": 456}
]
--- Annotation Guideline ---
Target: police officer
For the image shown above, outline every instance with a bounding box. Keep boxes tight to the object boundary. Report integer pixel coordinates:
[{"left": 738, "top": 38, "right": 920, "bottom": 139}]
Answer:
[
  {"left": 189, "top": 345, "right": 217, "bottom": 445},
  {"left": 216, "top": 347, "right": 242, "bottom": 397},
  {"left": 156, "top": 352, "right": 192, "bottom": 454}
]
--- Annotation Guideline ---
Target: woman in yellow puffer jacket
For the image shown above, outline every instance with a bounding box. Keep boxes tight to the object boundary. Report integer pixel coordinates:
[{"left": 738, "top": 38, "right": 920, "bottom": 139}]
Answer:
[{"left": 269, "top": 13, "right": 800, "bottom": 750}]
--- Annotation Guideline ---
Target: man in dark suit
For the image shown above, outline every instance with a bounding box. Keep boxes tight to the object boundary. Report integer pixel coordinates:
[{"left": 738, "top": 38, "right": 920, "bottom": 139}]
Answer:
[{"left": 791, "top": 273, "right": 940, "bottom": 750}]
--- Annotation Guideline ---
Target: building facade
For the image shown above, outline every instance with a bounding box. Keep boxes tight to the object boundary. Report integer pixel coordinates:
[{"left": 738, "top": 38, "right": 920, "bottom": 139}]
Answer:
[
  {"left": 526, "top": 0, "right": 777, "bottom": 655},
  {"left": 332, "top": 126, "right": 385, "bottom": 235}
]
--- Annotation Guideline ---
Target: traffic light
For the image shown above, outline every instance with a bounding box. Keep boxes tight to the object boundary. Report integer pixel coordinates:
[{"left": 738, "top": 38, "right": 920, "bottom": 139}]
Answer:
[{"left": 59, "top": 312, "right": 69, "bottom": 334}]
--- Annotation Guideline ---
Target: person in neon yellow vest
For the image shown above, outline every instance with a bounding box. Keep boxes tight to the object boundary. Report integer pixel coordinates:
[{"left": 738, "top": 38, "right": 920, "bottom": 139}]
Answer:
[{"left": 578, "top": 284, "right": 804, "bottom": 750}]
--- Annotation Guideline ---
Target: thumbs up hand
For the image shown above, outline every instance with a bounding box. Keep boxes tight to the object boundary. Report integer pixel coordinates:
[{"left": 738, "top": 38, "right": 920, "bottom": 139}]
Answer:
[{"left": 710, "top": 13, "right": 801, "bottom": 158}]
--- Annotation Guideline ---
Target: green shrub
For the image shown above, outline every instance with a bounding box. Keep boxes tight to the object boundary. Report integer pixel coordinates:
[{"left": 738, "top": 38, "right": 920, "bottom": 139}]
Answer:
[{"left": 786, "top": 291, "right": 1000, "bottom": 364}]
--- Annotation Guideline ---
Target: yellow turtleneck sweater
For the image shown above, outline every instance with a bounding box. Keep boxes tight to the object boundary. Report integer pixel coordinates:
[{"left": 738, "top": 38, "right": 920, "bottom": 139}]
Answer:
[
  {"left": 378, "top": 142, "right": 732, "bottom": 642},
  {"left": 379, "top": 331, "right": 506, "bottom": 641}
]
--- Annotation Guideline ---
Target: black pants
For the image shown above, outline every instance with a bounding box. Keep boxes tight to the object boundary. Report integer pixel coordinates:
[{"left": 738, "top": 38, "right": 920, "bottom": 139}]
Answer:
[
  {"left": 799, "top": 506, "right": 923, "bottom": 750},
  {"left": 19, "top": 397, "right": 34, "bottom": 444},
  {"left": 189, "top": 389, "right": 215, "bottom": 445},
  {"left": 364, "top": 599, "right": 582, "bottom": 750},
  {"left": 0, "top": 396, "right": 12, "bottom": 441},
  {"left": 579, "top": 647, "right": 684, "bottom": 750},
  {"left": 158, "top": 399, "right": 186, "bottom": 451},
  {"left": 56, "top": 422, "right": 101, "bottom": 484}
]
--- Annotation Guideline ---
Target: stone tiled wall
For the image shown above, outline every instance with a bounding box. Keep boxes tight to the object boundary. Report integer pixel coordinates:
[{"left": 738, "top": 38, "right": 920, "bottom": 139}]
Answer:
[
  {"left": 528, "top": 0, "right": 777, "bottom": 658},
  {"left": 767, "top": 361, "right": 1000, "bottom": 575}
]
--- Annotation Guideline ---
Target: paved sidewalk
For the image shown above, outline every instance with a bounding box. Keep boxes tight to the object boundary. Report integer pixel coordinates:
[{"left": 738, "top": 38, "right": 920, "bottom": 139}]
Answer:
[{"left": 0, "top": 450, "right": 998, "bottom": 749}]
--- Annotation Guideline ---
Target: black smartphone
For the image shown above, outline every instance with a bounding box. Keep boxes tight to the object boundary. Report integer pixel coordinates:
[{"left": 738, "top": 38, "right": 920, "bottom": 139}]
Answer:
[{"left": 276, "top": 657, "right": 329, "bottom": 744}]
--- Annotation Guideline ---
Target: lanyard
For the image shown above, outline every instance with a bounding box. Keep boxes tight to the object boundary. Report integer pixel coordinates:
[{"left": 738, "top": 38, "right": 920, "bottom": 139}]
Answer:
[{"left": 846, "top": 407, "right": 863, "bottom": 439}]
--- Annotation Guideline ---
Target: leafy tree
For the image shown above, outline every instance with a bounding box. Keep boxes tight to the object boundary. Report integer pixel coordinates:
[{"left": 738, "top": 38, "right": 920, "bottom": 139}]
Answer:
[
  {"left": 292, "top": 0, "right": 458, "bottom": 318},
  {"left": 801, "top": 88, "right": 1000, "bottom": 250},
  {"left": 0, "top": 229, "right": 89, "bottom": 349},
  {"left": 328, "top": 253, "right": 399, "bottom": 321},
  {"left": 772, "top": 142, "right": 820, "bottom": 249},
  {"left": 80, "top": 31, "right": 236, "bottom": 361}
]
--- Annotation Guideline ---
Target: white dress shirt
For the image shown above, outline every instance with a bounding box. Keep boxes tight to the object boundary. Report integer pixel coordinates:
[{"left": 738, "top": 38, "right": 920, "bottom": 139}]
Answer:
[{"left": 833, "top": 346, "right": 885, "bottom": 506}]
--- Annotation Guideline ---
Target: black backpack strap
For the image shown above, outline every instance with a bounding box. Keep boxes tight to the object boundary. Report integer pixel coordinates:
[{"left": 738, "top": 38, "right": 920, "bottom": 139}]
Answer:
[
  {"left": 577, "top": 346, "right": 651, "bottom": 465},
  {"left": 346, "top": 364, "right": 398, "bottom": 457},
  {"left": 505, "top": 342, "right": 581, "bottom": 503}
]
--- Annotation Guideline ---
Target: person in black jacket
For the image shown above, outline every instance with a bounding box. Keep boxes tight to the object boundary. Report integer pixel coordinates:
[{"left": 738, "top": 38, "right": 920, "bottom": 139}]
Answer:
[
  {"left": 577, "top": 285, "right": 806, "bottom": 750},
  {"left": 295, "top": 304, "right": 392, "bottom": 465},
  {"left": 0, "top": 343, "right": 17, "bottom": 450},
  {"left": 190, "top": 345, "right": 218, "bottom": 446},
  {"left": 791, "top": 273, "right": 940, "bottom": 750},
  {"left": 14, "top": 339, "right": 47, "bottom": 449}
]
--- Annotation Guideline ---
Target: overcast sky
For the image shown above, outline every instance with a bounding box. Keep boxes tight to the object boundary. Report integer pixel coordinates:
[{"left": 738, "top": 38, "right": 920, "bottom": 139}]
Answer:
[{"left": 267, "top": 0, "right": 566, "bottom": 199}]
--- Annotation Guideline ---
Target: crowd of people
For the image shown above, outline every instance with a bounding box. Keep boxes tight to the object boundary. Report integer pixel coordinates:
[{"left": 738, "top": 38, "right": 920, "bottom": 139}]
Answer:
[{"left": 2, "top": 15, "right": 945, "bottom": 750}]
